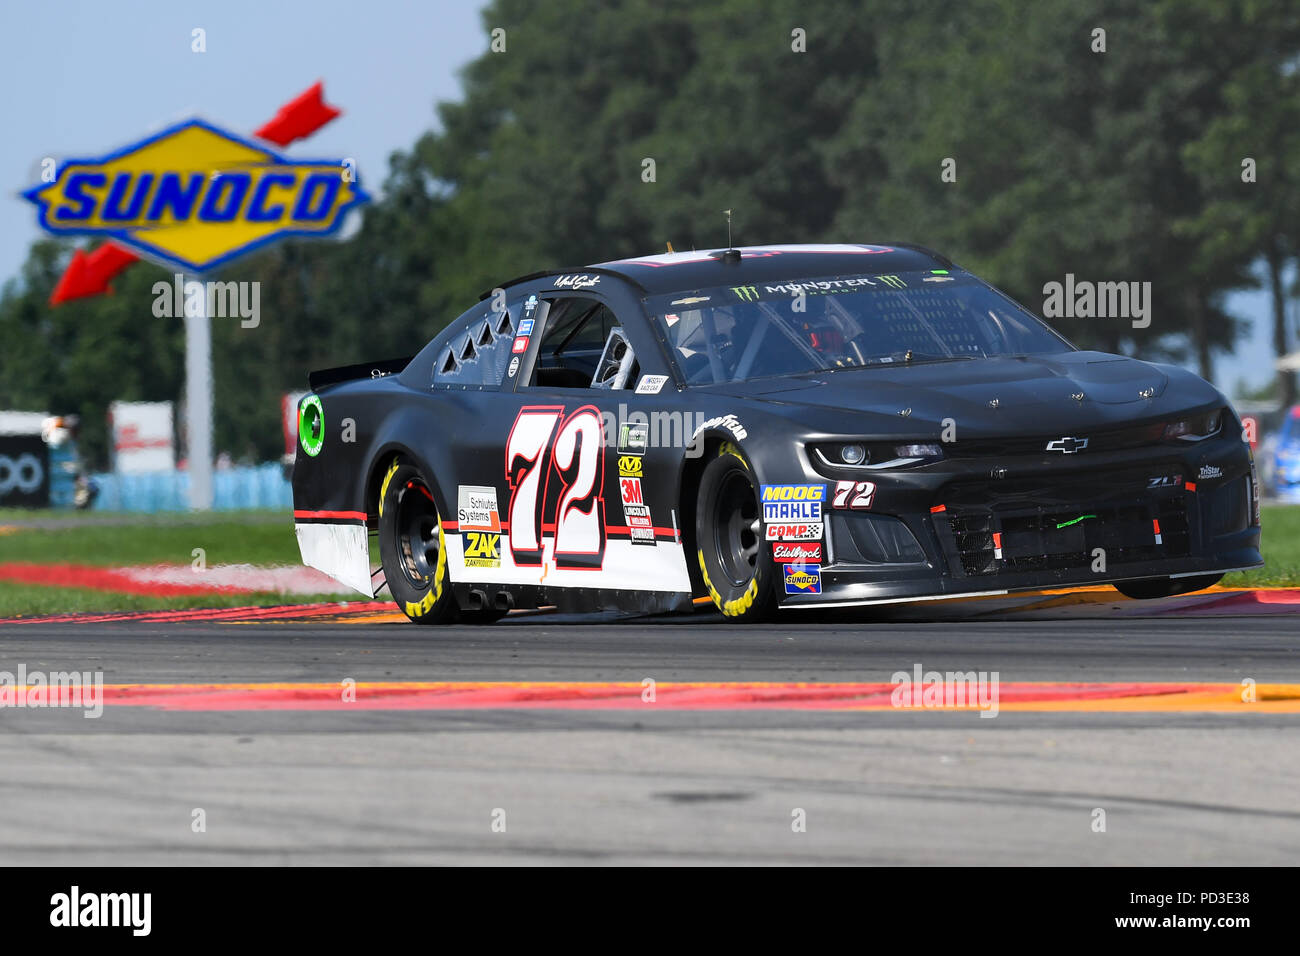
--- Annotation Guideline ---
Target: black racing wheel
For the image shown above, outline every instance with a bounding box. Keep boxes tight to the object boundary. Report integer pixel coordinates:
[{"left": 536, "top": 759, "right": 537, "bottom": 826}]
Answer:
[
  {"left": 695, "top": 442, "right": 779, "bottom": 622},
  {"left": 376, "top": 457, "right": 506, "bottom": 625}
]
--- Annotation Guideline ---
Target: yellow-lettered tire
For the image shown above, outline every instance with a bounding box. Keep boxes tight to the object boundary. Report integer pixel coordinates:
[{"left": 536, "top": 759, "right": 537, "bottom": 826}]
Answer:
[
  {"left": 377, "top": 458, "right": 459, "bottom": 624},
  {"left": 695, "top": 442, "right": 778, "bottom": 622}
]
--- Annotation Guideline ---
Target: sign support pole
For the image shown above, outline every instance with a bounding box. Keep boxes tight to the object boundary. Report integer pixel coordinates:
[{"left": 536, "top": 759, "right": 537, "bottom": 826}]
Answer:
[{"left": 184, "top": 279, "right": 214, "bottom": 511}]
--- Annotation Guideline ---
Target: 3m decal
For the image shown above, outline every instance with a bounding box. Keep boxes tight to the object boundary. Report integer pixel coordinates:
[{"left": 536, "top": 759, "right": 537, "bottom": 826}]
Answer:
[
  {"left": 783, "top": 564, "right": 822, "bottom": 594},
  {"left": 298, "top": 394, "right": 324, "bottom": 457},
  {"left": 462, "top": 531, "right": 502, "bottom": 568},
  {"left": 457, "top": 485, "right": 501, "bottom": 532},
  {"left": 764, "top": 522, "right": 823, "bottom": 541},
  {"left": 761, "top": 484, "right": 824, "bottom": 522},
  {"left": 635, "top": 374, "right": 669, "bottom": 395},
  {"left": 832, "top": 479, "right": 876, "bottom": 509},
  {"left": 772, "top": 542, "right": 822, "bottom": 563},
  {"left": 506, "top": 405, "right": 606, "bottom": 569},
  {"left": 618, "top": 476, "right": 656, "bottom": 546}
]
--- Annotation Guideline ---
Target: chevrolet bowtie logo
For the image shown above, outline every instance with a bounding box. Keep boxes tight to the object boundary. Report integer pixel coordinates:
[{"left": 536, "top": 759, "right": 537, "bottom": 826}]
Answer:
[{"left": 1046, "top": 436, "right": 1089, "bottom": 454}]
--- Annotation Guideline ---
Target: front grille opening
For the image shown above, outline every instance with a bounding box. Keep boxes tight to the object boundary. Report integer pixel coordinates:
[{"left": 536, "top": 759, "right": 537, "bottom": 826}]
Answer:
[{"left": 945, "top": 491, "right": 1191, "bottom": 577}]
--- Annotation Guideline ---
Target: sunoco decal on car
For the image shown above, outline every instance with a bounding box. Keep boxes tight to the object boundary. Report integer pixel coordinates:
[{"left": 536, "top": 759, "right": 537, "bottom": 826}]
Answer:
[
  {"left": 761, "top": 484, "right": 825, "bottom": 522},
  {"left": 784, "top": 564, "right": 822, "bottom": 594}
]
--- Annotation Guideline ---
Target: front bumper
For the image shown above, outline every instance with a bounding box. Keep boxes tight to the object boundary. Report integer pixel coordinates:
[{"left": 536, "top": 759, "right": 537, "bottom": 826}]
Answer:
[{"left": 779, "top": 433, "right": 1262, "bottom": 607}]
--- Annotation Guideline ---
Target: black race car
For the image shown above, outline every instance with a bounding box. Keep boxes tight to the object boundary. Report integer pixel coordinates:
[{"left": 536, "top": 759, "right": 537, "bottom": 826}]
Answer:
[{"left": 292, "top": 243, "right": 1262, "bottom": 623}]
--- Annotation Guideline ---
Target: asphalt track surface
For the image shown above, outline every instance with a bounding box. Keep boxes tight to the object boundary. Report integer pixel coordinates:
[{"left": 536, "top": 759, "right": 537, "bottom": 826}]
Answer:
[{"left": 1, "top": 598, "right": 1298, "bottom": 865}]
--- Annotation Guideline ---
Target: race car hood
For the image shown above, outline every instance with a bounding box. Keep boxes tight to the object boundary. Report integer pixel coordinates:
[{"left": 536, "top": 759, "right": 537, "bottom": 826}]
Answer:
[{"left": 697, "top": 351, "right": 1223, "bottom": 435}]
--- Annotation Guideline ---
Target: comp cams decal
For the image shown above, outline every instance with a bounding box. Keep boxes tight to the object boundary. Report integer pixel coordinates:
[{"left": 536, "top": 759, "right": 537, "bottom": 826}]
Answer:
[{"left": 764, "top": 523, "right": 823, "bottom": 541}]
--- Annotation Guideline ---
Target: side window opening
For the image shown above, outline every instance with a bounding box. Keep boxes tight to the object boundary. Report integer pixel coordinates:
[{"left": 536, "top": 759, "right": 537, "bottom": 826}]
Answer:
[{"left": 525, "top": 296, "right": 638, "bottom": 390}]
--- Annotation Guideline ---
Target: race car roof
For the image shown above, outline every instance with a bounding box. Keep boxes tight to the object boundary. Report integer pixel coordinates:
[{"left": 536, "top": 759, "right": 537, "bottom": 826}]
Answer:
[
  {"left": 590, "top": 243, "right": 954, "bottom": 295},
  {"left": 483, "top": 243, "right": 954, "bottom": 300}
]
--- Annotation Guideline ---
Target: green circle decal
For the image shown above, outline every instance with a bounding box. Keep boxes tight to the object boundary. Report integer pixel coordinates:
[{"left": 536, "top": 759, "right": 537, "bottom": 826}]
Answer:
[{"left": 299, "top": 394, "right": 324, "bottom": 457}]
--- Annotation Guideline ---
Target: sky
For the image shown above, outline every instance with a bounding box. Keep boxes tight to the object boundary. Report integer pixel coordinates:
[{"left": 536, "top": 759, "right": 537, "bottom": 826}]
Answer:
[{"left": 0, "top": 0, "right": 1285, "bottom": 398}]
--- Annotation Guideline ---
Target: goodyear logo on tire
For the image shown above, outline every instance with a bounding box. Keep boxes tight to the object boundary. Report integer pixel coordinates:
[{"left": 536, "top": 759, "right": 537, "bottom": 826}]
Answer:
[{"left": 23, "top": 119, "right": 368, "bottom": 273}]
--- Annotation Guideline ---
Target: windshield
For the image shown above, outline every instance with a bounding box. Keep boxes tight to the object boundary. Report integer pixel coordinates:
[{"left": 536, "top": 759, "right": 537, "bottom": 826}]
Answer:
[{"left": 648, "top": 271, "right": 1072, "bottom": 385}]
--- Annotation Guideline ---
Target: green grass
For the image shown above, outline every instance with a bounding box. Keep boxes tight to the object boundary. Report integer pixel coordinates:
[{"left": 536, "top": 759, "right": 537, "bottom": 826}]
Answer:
[
  {"left": 0, "top": 510, "right": 381, "bottom": 616},
  {"left": 0, "top": 514, "right": 303, "bottom": 566},
  {"left": 1223, "top": 504, "right": 1300, "bottom": 588},
  {"left": 0, "top": 581, "right": 357, "bottom": 617}
]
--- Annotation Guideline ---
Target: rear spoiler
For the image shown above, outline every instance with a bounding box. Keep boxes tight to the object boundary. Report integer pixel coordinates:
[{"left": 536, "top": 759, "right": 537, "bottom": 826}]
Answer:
[{"left": 308, "top": 356, "right": 414, "bottom": 390}]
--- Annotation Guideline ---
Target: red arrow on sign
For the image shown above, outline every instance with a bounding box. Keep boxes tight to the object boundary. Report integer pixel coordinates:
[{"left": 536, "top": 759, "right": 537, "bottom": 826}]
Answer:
[
  {"left": 255, "top": 80, "right": 341, "bottom": 148},
  {"left": 49, "top": 81, "right": 344, "bottom": 305},
  {"left": 49, "top": 242, "right": 141, "bottom": 304}
]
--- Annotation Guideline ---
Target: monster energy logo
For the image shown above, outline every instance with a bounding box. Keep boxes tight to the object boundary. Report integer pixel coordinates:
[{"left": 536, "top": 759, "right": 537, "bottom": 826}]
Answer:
[
  {"left": 731, "top": 285, "right": 760, "bottom": 302},
  {"left": 877, "top": 274, "right": 907, "bottom": 289}
]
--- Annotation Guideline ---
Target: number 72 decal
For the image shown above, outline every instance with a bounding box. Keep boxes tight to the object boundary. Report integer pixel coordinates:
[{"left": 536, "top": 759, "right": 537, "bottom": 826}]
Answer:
[
  {"left": 832, "top": 479, "right": 876, "bottom": 509},
  {"left": 506, "top": 405, "right": 606, "bottom": 569}
]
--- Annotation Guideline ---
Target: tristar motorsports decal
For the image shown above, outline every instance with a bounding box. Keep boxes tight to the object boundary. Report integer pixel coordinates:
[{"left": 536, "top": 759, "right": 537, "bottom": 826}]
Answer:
[{"left": 24, "top": 118, "right": 368, "bottom": 274}]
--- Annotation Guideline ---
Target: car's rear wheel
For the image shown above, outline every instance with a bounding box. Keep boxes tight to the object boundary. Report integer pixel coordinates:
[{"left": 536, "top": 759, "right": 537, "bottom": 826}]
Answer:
[
  {"left": 377, "top": 458, "right": 507, "bottom": 625},
  {"left": 695, "top": 442, "right": 778, "bottom": 622},
  {"left": 378, "top": 459, "right": 457, "bottom": 624},
  {"left": 1113, "top": 573, "right": 1223, "bottom": 600}
]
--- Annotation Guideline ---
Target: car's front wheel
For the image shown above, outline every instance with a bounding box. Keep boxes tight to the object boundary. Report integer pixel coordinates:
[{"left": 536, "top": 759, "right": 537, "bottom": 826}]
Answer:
[
  {"left": 1113, "top": 573, "right": 1223, "bottom": 600},
  {"left": 695, "top": 442, "right": 778, "bottom": 622}
]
